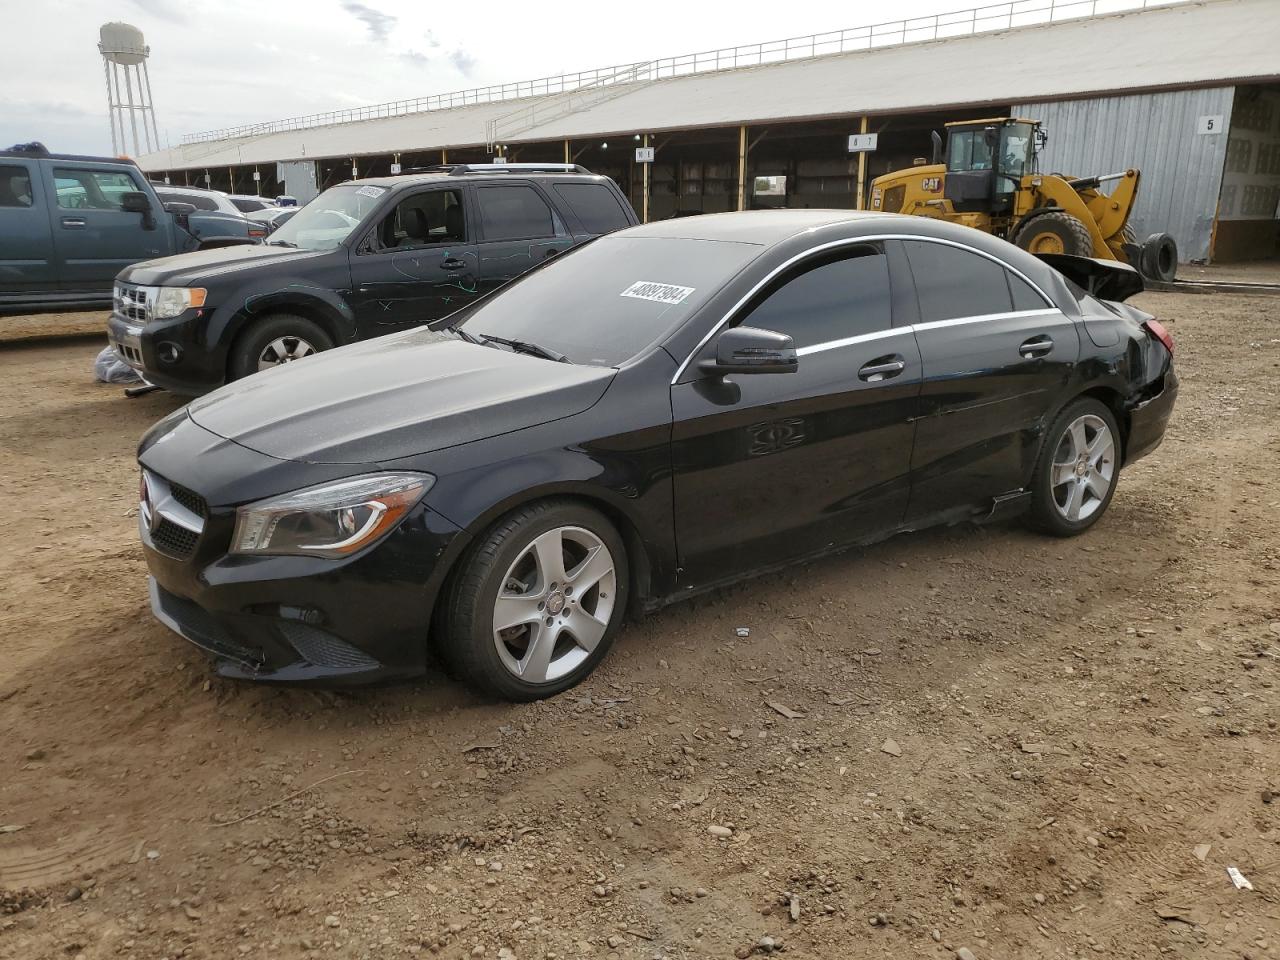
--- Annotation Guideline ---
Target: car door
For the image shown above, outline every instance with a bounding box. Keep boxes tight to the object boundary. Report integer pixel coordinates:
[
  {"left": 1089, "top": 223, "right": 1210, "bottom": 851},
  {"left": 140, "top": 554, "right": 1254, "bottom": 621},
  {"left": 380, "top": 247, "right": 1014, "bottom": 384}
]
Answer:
[
  {"left": 0, "top": 159, "right": 56, "bottom": 296},
  {"left": 347, "top": 184, "right": 481, "bottom": 335},
  {"left": 47, "top": 163, "right": 166, "bottom": 291},
  {"left": 901, "top": 237, "right": 1080, "bottom": 519},
  {"left": 473, "top": 181, "right": 576, "bottom": 297},
  {"left": 669, "top": 242, "right": 922, "bottom": 589}
]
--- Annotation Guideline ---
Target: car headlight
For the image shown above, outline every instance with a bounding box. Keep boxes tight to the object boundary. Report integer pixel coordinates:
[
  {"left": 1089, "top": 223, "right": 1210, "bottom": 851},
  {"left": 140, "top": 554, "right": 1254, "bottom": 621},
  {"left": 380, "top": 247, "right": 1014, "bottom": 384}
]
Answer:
[
  {"left": 153, "top": 286, "right": 207, "bottom": 319},
  {"left": 231, "top": 473, "right": 433, "bottom": 559}
]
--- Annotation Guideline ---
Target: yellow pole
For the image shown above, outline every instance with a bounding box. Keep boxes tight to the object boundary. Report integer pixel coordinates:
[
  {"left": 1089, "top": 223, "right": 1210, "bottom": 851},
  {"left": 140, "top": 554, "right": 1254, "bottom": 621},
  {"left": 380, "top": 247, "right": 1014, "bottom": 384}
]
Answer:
[
  {"left": 441, "top": 148, "right": 448, "bottom": 165},
  {"left": 737, "top": 124, "right": 748, "bottom": 212},
  {"left": 564, "top": 139, "right": 570, "bottom": 164},
  {"left": 642, "top": 134, "right": 651, "bottom": 224},
  {"left": 856, "top": 115, "right": 869, "bottom": 210}
]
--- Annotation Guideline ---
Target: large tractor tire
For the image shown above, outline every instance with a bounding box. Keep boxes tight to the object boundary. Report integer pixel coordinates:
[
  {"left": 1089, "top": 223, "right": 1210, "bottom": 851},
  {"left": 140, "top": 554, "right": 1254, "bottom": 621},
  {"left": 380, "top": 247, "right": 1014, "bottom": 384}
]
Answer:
[
  {"left": 1014, "top": 212, "right": 1094, "bottom": 258},
  {"left": 1140, "top": 233, "right": 1178, "bottom": 282}
]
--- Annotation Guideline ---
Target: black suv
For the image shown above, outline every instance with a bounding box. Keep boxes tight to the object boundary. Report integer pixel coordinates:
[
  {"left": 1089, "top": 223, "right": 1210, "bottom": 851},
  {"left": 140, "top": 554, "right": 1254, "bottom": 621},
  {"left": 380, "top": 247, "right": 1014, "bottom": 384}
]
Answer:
[{"left": 108, "top": 164, "right": 638, "bottom": 394}]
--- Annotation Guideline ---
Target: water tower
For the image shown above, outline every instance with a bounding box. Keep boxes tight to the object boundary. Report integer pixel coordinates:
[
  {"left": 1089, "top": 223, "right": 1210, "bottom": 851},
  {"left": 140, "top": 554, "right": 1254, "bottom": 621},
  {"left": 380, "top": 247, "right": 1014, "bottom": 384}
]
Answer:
[{"left": 98, "top": 22, "right": 161, "bottom": 156}]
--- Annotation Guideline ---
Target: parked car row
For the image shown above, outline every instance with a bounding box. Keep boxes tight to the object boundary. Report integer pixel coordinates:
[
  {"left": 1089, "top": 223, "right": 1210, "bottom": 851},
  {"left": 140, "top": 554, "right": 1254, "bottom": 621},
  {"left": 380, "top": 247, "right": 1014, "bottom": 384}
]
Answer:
[
  {"left": 0, "top": 143, "right": 267, "bottom": 311},
  {"left": 108, "top": 164, "right": 639, "bottom": 393}
]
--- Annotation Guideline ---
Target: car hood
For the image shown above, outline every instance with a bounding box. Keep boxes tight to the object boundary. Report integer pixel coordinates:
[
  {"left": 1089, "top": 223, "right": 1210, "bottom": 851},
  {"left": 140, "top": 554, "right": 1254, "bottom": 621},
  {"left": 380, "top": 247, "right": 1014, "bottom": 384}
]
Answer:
[
  {"left": 119, "top": 244, "right": 328, "bottom": 286},
  {"left": 186, "top": 329, "right": 616, "bottom": 464}
]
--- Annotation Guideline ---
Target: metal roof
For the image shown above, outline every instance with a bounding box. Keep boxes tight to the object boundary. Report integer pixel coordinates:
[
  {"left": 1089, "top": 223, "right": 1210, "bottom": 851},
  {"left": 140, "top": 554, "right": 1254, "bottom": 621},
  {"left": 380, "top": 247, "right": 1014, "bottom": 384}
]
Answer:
[{"left": 139, "top": 0, "right": 1278, "bottom": 172}]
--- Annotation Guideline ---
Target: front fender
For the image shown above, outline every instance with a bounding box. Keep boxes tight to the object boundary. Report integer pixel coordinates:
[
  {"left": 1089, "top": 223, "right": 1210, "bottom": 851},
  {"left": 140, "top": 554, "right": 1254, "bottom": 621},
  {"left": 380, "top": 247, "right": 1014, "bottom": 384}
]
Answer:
[{"left": 211, "top": 285, "right": 358, "bottom": 353}]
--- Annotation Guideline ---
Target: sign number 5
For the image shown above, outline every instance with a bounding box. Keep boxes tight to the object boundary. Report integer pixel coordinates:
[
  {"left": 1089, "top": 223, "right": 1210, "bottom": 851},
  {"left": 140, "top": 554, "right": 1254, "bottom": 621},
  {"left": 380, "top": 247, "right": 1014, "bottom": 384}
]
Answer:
[{"left": 1197, "top": 115, "right": 1224, "bottom": 135}]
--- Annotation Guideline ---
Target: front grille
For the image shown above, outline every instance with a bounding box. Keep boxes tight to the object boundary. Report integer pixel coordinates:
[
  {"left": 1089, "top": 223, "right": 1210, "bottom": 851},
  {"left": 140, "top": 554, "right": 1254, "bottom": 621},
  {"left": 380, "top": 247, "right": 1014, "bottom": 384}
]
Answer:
[
  {"left": 152, "top": 517, "right": 199, "bottom": 558},
  {"left": 168, "top": 483, "right": 207, "bottom": 519},
  {"left": 115, "top": 283, "right": 151, "bottom": 323},
  {"left": 114, "top": 341, "right": 143, "bottom": 366},
  {"left": 277, "top": 621, "right": 380, "bottom": 671}
]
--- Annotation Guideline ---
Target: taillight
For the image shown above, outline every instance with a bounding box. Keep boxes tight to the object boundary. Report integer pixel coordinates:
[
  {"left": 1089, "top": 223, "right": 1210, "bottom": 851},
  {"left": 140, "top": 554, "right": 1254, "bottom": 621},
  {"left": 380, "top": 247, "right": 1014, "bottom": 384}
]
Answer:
[
  {"left": 249, "top": 227, "right": 266, "bottom": 238},
  {"left": 1143, "top": 319, "right": 1174, "bottom": 356}
]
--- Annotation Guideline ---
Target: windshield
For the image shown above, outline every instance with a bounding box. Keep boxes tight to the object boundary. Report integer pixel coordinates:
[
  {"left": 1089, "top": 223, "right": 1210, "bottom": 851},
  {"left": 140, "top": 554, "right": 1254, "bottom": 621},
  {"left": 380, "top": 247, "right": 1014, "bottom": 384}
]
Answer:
[
  {"left": 269, "top": 183, "right": 389, "bottom": 250},
  {"left": 455, "top": 235, "right": 762, "bottom": 366}
]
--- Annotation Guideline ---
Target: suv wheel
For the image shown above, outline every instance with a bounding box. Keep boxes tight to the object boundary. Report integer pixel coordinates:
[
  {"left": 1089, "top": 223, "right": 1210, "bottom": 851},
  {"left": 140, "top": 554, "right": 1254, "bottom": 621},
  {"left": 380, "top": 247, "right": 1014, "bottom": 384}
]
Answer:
[
  {"left": 441, "top": 500, "right": 629, "bottom": 701},
  {"left": 228, "top": 313, "right": 333, "bottom": 381}
]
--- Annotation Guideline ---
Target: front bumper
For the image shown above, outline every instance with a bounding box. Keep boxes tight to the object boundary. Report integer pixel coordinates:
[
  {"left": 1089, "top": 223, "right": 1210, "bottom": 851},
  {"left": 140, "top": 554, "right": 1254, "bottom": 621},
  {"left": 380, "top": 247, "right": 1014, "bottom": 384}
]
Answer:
[
  {"left": 108, "top": 307, "right": 227, "bottom": 396},
  {"left": 1125, "top": 368, "right": 1178, "bottom": 465},
  {"left": 137, "top": 453, "right": 467, "bottom": 685}
]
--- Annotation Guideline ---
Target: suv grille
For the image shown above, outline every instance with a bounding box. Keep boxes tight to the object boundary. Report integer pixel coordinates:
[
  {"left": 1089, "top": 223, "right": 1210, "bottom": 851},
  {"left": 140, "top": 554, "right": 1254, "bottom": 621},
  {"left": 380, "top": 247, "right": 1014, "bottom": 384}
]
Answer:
[{"left": 115, "top": 283, "right": 151, "bottom": 323}]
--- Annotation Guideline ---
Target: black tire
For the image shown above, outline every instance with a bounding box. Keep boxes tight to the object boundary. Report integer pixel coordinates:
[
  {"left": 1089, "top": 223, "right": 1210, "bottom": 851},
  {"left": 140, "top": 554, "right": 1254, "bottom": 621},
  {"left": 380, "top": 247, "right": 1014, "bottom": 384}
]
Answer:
[
  {"left": 440, "top": 500, "right": 629, "bottom": 701},
  {"left": 1140, "top": 232, "right": 1178, "bottom": 282},
  {"left": 1014, "top": 212, "right": 1093, "bottom": 258},
  {"left": 227, "top": 313, "right": 333, "bottom": 382},
  {"left": 1027, "top": 397, "right": 1122, "bottom": 537}
]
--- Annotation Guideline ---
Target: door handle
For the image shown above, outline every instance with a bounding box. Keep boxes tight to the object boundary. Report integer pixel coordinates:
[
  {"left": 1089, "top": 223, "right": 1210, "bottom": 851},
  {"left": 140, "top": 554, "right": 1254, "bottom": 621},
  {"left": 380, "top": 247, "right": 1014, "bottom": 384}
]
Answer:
[
  {"left": 1019, "top": 335, "right": 1054, "bottom": 359},
  {"left": 858, "top": 355, "right": 906, "bottom": 382},
  {"left": 61, "top": 217, "right": 87, "bottom": 229},
  {"left": 440, "top": 257, "right": 467, "bottom": 271}
]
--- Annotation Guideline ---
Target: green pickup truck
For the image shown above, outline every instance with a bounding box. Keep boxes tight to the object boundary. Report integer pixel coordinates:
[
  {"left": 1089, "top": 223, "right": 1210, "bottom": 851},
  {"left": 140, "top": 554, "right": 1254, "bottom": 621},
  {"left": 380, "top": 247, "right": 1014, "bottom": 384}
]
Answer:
[{"left": 0, "top": 143, "right": 260, "bottom": 313}]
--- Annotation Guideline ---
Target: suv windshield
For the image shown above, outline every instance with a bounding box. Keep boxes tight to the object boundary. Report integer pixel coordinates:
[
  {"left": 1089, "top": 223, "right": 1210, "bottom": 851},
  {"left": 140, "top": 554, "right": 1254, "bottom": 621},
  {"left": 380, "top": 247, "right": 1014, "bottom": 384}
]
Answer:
[
  {"left": 270, "top": 183, "right": 389, "bottom": 251},
  {"left": 453, "top": 235, "right": 761, "bottom": 366}
]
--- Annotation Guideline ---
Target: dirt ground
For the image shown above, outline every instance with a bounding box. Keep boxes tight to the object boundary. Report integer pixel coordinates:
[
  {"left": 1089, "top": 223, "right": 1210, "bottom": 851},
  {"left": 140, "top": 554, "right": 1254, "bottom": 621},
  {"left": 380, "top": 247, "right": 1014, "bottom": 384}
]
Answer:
[{"left": 0, "top": 288, "right": 1278, "bottom": 960}]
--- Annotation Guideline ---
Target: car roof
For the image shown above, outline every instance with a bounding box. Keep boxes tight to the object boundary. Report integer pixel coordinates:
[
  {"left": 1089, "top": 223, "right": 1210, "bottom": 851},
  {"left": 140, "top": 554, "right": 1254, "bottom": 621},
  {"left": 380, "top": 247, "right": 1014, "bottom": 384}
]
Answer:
[
  {"left": 624, "top": 210, "right": 893, "bottom": 245},
  {"left": 350, "top": 169, "right": 617, "bottom": 190}
]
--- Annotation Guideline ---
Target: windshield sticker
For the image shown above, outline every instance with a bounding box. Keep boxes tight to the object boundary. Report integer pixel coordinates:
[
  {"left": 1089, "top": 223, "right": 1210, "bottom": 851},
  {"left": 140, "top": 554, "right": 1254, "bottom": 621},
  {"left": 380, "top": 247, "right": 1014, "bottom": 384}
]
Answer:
[
  {"left": 620, "top": 280, "right": 694, "bottom": 305},
  {"left": 356, "top": 185, "right": 387, "bottom": 199}
]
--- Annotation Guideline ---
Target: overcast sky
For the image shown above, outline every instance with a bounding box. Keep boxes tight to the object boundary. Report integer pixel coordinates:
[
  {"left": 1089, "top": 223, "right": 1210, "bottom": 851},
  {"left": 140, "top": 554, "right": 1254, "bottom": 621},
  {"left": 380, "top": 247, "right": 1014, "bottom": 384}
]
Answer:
[{"left": 1, "top": 0, "right": 1136, "bottom": 156}]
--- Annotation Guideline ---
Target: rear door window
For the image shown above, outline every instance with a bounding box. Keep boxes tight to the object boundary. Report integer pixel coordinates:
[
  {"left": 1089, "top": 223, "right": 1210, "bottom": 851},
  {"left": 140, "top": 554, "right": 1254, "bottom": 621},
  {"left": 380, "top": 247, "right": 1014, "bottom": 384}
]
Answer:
[
  {"left": 0, "top": 165, "right": 34, "bottom": 207},
  {"left": 475, "top": 184, "right": 555, "bottom": 242},
  {"left": 552, "top": 182, "right": 631, "bottom": 234},
  {"left": 738, "top": 245, "right": 892, "bottom": 348},
  {"left": 1007, "top": 270, "right": 1049, "bottom": 310},
  {"left": 54, "top": 168, "right": 140, "bottom": 210},
  {"left": 902, "top": 240, "right": 1013, "bottom": 321}
]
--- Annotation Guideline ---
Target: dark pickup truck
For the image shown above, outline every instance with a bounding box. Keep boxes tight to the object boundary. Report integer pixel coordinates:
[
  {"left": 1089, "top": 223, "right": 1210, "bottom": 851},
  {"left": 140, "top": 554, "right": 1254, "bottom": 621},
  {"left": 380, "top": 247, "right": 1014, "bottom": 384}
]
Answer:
[
  {"left": 0, "top": 144, "right": 261, "bottom": 312},
  {"left": 108, "top": 164, "right": 639, "bottom": 394}
]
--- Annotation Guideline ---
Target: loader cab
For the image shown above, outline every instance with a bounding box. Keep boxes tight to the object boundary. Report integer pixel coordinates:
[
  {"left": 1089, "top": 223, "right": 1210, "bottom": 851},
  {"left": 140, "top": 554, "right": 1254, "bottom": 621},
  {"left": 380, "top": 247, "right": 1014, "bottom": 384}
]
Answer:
[{"left": 943, "top": 118, "right": 1039, "bottom": 215}]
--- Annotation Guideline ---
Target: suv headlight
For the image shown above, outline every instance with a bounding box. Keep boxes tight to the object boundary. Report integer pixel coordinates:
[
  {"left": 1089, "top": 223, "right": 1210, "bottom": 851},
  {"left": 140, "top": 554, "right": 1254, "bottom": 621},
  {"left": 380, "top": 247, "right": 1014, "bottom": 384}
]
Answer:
[
  {"left": 231, "top": 473, "right": 433, "bottom": 559},
  {"left": 154, "top": 287, "right": 207, "bottom": 319}
]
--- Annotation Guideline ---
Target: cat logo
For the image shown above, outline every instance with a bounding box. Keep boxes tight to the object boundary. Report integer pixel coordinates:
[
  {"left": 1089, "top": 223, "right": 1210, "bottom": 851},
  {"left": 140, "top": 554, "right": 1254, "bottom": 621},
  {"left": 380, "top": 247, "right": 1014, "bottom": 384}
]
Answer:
[{"left": 922, "top": 177, "right": 942, "bottom": 193}]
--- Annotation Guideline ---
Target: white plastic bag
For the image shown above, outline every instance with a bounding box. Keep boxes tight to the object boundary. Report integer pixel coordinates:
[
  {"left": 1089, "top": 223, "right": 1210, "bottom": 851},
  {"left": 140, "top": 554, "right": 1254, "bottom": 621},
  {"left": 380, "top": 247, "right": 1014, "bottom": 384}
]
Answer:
[{"left": 93, "top": 345, "right": 142, "bottom": 384}]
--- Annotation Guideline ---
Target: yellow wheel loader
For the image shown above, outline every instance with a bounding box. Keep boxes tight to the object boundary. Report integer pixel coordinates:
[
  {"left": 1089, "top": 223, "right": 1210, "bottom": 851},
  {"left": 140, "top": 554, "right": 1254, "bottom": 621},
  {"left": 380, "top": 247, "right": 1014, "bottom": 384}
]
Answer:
[{"left": 870, "top": 117, "right": 1178, "bottom": 281}]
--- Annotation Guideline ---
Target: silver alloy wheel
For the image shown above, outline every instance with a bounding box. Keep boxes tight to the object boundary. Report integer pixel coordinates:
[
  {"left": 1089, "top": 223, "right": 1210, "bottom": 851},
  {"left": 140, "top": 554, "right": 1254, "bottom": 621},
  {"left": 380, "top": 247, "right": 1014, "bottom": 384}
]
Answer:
[
  {"left": 257, "top": 335, "right": 317, "bottom": 370},
  {"left": 491, "top": 525, "right": 617, "bottom": 684},
  {"left": 1051, "top": 413, "right": 1115, "bottom": 522}
]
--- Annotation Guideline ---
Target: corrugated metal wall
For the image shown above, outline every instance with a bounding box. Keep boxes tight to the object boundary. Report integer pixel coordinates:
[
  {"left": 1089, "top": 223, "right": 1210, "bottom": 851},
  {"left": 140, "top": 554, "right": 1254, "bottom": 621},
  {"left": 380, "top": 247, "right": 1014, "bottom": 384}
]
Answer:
[{"left": 1014, "top": 87, "right": 1235, "bottom": 262}]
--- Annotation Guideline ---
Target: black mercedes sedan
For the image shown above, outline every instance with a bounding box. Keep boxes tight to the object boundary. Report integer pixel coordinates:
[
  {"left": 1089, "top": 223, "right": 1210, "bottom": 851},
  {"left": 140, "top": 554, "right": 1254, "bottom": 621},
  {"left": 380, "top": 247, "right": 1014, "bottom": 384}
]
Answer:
[{"left": 135, "top": 211, "right": 1177, "bottom": 699}]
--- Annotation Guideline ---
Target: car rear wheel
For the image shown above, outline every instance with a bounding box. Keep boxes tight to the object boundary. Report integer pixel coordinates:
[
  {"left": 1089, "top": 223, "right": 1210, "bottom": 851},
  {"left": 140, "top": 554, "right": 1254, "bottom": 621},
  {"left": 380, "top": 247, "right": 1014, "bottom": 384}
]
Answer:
[
  {"left": 441, "top": 500, "right": 629, "bottom": 701},
  {"left": 1028, "top": 398, "right": 1121, "bottom": 537},
  {"left": 228, "top": 313, "right": 333, "bottom": 382}
]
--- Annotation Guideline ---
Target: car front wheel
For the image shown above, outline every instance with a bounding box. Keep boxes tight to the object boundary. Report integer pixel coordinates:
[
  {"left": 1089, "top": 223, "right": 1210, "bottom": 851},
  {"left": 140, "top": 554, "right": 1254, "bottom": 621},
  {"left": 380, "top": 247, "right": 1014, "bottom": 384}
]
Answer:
[
  {"left": 228, "top": 313, "right": 334, "bottom": 382},
  {"left": 1028, "top": 397, "right": 1121, "bottom": 536},
  {"left": 441, "top": 500, "right": 629, "bottom": 700}
]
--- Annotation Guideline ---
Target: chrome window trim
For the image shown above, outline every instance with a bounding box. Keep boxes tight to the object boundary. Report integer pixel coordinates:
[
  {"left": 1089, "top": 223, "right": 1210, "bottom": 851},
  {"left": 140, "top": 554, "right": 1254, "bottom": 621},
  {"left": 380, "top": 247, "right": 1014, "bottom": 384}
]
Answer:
[
  {"left": 792, "top": 308, "right": 1063, "bottom": 357},
  {"left": 670, "top": 232, "right": 1057, "bottom": 383}
]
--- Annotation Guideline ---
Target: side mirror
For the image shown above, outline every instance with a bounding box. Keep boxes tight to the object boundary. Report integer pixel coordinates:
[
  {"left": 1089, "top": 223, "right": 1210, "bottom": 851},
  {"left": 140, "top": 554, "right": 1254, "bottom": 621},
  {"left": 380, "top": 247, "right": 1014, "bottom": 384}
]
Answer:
[
  {"left": 122, "top": 190, "right": 156, "bottom": 230},
  {"left": 698, "top": 325, "right": 797, "bottom": 377},
  {"left": 163, "top": 200, "right": 195, "bottom": 228},
  {"left": 931, "top": 130, "right": 943, "bottom": 165},
  {"left": 983, "top": 126, "right": 1000, "bottom": 148}
]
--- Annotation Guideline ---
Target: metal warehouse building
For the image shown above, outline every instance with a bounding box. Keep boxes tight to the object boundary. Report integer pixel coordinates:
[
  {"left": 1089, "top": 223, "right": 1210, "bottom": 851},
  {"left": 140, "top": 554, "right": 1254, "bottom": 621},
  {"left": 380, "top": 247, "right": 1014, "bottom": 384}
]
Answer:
[{"left": 138, "top": 0, "right": 1280, "bottom": 264}]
